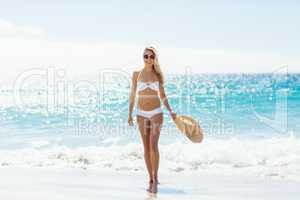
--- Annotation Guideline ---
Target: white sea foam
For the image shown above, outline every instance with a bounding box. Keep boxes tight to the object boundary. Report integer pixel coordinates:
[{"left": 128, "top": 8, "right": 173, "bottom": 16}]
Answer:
[{"left": 1, "top": 135, "right": 300, "bottom": 181}]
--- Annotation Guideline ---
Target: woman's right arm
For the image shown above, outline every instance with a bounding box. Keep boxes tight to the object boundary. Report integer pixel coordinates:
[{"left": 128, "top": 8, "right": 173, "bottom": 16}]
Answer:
[{"left": 128, "top": 71, "right": 138, "bottom": 125}]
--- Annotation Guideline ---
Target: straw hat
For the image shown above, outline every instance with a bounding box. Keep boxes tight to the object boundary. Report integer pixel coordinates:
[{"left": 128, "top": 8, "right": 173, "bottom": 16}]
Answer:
[{"left": 175, "top": 115, "right": 204, "bottom": 143}]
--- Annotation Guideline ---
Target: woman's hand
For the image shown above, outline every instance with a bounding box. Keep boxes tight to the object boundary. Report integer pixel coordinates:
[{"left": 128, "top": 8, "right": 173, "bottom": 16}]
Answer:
[
  {"left": 170, "top": 111, "right": 177, "bottom": 122},
  {"left": 128, "top": 115, "right": 134, "bottom": 126}
]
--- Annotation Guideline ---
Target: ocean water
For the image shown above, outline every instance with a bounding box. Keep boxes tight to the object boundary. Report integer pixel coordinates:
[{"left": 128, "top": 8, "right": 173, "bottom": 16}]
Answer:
[{"left": 0, "top": 73, "right": 300, "bottom": 180}]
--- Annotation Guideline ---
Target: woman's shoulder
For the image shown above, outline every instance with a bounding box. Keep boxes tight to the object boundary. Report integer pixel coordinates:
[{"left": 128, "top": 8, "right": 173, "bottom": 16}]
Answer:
[
  {"left": 131, "top": 69, "right": 142, "bottom": 82},
  {"left": 132, "top": 70, "right": 140, "bottom": 75},
  {"left": 132, "top": 70, "right": 141, "bottom": 77}
]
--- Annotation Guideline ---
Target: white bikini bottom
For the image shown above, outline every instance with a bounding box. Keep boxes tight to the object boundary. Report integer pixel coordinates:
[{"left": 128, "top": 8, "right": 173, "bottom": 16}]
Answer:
[{"left": 137, "top": 106, "right": 163, "bottom": 119}]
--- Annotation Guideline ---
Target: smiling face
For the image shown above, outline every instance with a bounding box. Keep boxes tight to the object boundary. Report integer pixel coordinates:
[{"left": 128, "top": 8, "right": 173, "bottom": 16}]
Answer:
[{"left": 143, "top": 49, "right": 155, "bottom": 65}]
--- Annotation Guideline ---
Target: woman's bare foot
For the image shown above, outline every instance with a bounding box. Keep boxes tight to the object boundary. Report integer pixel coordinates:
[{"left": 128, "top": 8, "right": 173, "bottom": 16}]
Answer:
[
  {"left": 150, "top": 181, "right": 158, "bottom": 193},
  {"left": 147, "top": 179, "right": 154, "bottom": 193},
  {"left": 146, "top": 184, "right": 152, "bottom": 193},
  {"left": 147, "top": 180, "right": 159, "bottom": 193}
]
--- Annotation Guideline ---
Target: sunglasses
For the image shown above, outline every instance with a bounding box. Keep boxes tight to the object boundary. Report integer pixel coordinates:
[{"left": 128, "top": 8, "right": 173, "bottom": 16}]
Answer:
[{"left": 143, "top": 54, "right": 155, "bottom": 59}]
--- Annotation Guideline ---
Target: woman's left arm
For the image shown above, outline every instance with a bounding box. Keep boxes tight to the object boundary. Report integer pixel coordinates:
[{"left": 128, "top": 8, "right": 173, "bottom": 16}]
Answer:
[{"left": 159, "top": 83, "right": 176, "bottom": 121}]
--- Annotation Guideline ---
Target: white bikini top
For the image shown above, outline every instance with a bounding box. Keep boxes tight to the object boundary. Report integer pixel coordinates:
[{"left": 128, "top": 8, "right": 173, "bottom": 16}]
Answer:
[
  {"left": 136, "top": 70, "right": 160, "bottom": 92},
  {"left": 137, "top": 81, "right": 159, "bottom": 92}
]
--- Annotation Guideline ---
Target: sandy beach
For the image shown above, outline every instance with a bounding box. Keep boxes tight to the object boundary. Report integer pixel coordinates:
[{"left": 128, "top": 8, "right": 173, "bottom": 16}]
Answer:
[{"left": 0, "top": 166, "right": 298, "bottom": 200}]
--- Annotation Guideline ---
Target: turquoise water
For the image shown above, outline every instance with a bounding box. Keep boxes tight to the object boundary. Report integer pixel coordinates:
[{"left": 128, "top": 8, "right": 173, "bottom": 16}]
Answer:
[
  {"left": 0, "top": 73, "right": 300, "bottom": 176},
  {"left": 0, "top": 73, "right": 299, "bottom": 149}
]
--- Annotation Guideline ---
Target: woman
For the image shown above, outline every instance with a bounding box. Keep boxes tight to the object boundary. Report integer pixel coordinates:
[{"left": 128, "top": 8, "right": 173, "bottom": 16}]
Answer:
[{"left": 128, "top": 46, "right": 176, "bottom": 193}]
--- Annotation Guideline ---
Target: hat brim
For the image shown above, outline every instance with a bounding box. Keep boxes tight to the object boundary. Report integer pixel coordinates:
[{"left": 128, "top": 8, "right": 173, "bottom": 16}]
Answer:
[{"left": 175, "top": 115, "right": 204, "bottom": 143}]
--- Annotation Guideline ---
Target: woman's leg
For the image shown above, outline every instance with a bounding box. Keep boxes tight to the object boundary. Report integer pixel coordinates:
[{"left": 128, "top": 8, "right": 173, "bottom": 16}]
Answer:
[
  {"left": 149, "top": 113, "right": 163, "bottom": 184},
  {"left": 136, "top": 115, "right": 152, "bottom": 182}
]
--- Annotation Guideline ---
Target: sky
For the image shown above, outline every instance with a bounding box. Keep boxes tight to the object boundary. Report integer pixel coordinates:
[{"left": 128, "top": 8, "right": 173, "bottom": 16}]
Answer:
[{"left": 0, "top": 0, "right": 299, "bottom": 84}]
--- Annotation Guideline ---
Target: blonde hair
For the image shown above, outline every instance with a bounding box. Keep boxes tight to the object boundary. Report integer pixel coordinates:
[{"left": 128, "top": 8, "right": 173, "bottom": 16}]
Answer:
[{"left": 144, "top": 46, "right": 164, "bottom": 85}]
